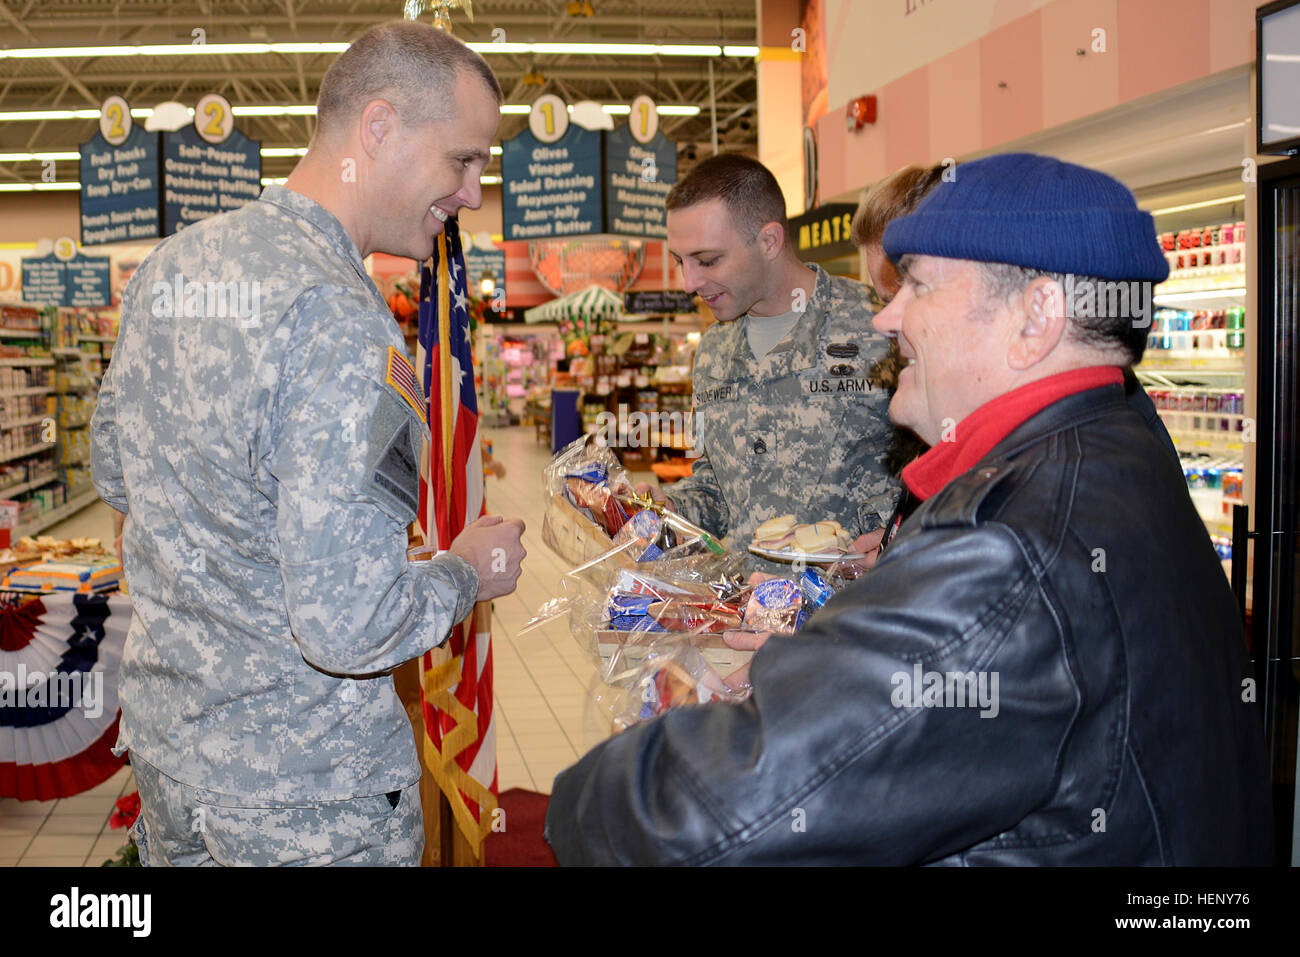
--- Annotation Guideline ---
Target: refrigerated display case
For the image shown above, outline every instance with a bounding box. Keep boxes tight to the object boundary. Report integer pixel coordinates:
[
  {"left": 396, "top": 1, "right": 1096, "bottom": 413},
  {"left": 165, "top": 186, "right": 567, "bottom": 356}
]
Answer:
[
  {"left": 1251, "top": 154, "right": 1300, "bottom": 866},
  {"left": 1138, "top": 214, "right": 1250, "bottom": 576}
]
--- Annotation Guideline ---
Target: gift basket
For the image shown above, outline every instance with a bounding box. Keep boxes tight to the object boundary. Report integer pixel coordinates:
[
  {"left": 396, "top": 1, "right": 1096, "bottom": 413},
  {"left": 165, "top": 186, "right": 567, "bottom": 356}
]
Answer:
[{"left": 530, "top": 438, "right": 847, "bottom": 734}]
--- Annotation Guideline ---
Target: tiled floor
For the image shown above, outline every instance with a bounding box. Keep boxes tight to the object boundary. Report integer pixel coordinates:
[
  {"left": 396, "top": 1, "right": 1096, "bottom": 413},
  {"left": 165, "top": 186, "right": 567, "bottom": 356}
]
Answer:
[{"left": 0, "top": 424, "right": 639, "bottom": 864}]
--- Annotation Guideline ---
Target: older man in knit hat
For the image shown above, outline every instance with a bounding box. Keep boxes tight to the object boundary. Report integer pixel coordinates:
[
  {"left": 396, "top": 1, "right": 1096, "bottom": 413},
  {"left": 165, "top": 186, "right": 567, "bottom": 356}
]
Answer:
[{"left": 544, "top": 153, "right": 1273, "bottom": 866}]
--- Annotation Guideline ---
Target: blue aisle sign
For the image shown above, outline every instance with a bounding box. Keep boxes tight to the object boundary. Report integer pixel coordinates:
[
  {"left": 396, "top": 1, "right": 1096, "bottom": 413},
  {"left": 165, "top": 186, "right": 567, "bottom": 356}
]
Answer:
[
  {"left": 20, "top": 253, "right": 111, "bottom": 307},
  {"left": 603, "top": 125, "right": 676, "bottom": 239},
  {"left": 463, "top": 247, "right": 506, "bottom": 303},
  {"left": 161, "top": 126, "right": 262, "bottom": 235},
  {"left": 79, "top": 125, "right": 162, "bottom": 245},
  {"left": 501, "top": 124, "right": 603, "bottom": 240}
]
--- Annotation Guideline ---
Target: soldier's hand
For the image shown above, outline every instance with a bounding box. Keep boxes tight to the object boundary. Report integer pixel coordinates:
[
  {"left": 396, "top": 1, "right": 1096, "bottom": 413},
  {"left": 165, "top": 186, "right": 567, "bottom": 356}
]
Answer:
[
  {"left": 633, "top": 481, "right": 675, "bottom": 512},
  {"left": 448, "top": 514, "right": 526, "bottom": 602}
]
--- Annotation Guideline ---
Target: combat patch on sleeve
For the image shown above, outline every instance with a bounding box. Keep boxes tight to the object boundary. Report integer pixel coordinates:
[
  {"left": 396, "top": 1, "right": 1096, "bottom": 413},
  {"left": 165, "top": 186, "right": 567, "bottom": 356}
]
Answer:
[
  {"left": 385, "top": 346, "right": 427, "bottom": 421},
  {"left": 363, "top": 387, "right": 421, "bottom": 523}
]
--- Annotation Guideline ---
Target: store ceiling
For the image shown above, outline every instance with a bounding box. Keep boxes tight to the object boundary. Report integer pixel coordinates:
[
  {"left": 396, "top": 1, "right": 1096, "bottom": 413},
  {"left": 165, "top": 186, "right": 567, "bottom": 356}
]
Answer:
[{"left": 0, "top": 0, "right": 758, "bottom": 184}]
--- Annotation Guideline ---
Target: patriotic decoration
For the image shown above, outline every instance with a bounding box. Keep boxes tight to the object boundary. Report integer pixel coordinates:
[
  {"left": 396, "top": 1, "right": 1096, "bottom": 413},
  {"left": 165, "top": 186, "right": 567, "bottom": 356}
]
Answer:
[
  {"left": 0, "top": 592, "right": 130, "bottom": 801},
  {"left": 414, "top": 218, "right": 498, "bottom": 851}
]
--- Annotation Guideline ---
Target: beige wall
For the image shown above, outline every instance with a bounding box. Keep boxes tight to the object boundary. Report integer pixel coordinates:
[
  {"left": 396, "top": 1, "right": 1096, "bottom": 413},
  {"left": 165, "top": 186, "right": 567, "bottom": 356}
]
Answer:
[
  {"left": 0, "top": 193, "right": 82, "bottom": 245},
  {"left": 757, "top": 0, "right": 806, "bottom": 216}
]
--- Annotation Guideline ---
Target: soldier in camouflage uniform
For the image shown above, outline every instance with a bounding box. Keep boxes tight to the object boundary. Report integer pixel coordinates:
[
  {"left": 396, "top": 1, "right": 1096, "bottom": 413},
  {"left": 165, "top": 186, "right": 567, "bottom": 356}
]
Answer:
[
  {"left": 90, "top": 23, "right": 523, "bottom": 866},
  {"left": 650, "top": 156, "right": 900, "bottom": 559}
]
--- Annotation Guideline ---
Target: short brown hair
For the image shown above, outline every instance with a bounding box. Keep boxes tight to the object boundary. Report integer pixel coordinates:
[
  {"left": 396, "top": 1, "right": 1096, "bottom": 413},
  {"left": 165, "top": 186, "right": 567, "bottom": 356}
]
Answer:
[
  {"left": 316, "top": 21, "right": 502, "bottom": 136},
  {"left": 852, "top": 163, "right": 948, "bottom": 248},
  {"left": 665, "top": 154, "right": 789, "bottom": 243}
]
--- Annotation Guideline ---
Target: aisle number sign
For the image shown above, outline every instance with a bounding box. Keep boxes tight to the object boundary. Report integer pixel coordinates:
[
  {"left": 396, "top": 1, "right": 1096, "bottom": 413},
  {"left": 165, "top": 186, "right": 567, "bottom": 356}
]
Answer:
[
  {"left": 80, "top": 97, "right": 161, "bottom": 245},
  {"left": 20, "top": 237, "right": 111, "bottom": 307},
  {"left": 79, "top": 93, "right": 261, "bottom": 246},
  {"left": 501, "top": 95, "right": 677, "bottom": 241},
  {"left": 529, "top": 93, "right": 569, "bottom": 144}
]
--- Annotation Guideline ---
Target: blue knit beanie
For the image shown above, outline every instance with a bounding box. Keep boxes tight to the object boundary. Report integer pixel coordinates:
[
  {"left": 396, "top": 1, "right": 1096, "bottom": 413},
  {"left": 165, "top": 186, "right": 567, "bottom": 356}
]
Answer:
[{"left": 882, "top": 153, "right": 1169, "bottom": 282}]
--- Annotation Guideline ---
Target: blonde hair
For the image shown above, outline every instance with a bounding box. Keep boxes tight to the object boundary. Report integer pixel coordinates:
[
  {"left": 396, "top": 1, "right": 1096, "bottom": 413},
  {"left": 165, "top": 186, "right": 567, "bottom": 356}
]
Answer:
[{"left": 852, "top": 163, "right": 948, "bottom": 248}]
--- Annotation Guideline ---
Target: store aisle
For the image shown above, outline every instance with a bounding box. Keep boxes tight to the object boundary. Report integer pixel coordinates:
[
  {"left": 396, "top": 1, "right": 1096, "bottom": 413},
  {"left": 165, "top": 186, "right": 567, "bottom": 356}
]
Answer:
[{"left": 0, "top": 426, "right": 628, "bottom": 865}]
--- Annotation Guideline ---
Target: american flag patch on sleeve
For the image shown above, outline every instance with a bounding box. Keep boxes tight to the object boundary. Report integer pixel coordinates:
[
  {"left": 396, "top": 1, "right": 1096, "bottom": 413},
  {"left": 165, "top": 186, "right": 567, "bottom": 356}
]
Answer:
[{"left": 385, "top": 346, "right": 427, "bottom": 421}]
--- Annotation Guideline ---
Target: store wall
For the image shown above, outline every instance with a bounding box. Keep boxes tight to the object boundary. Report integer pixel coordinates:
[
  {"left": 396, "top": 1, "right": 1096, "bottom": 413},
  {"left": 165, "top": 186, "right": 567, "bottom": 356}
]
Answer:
[
  {"left": 0, "top": 193, "right": 81, "bottom": 244},
  {"left": 817, "top": 0, "right": 1261, "bottom": 198},
  {"left": 757, "top": 0, "right": 806, "bottom": 217}
]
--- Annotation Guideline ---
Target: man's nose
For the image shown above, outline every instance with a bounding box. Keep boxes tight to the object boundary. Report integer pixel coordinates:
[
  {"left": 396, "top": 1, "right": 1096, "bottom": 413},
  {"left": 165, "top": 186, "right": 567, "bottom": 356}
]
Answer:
[
  {"left": 679, "top": 262, "right": 701, "bottom": 293},
  {"left": 456, "top": 177, "right": 483, "bottom": 211},
  {"left": 873, "top": 293, "right": 903, "bottom": 337}
]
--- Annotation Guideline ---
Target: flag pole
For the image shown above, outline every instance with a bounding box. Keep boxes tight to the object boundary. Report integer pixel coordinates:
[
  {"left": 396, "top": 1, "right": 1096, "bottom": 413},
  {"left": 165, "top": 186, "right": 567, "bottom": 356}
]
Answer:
[{"left": 395, "top": 0, "right": 490, "bottom": 869}]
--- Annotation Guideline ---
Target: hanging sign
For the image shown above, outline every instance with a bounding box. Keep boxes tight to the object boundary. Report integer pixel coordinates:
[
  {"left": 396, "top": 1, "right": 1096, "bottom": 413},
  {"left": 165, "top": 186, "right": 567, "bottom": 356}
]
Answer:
[
  {"left": 161, "top": 93, "right": 262, "bottom": 235},
  {"left": 501, "top": 96, "right": 678, "bottom": 241},
  {"left": 20, "top": 238, "right": 111, "bottom": 307},
  {"left": 79, "top": 97, "right": 162, "bottom": 245},
  {"left": 501, "top": 99, "right": 602, "bottom": 240},
  {"left": 789, "top": 202, "right": 857, "bottom": 261}
]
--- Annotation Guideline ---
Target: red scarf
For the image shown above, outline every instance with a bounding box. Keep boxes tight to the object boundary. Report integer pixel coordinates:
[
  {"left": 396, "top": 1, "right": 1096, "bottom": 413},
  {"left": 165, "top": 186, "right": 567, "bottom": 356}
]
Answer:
[{"left": 902, "top": 366, "right": 1123, "bottom": 501}]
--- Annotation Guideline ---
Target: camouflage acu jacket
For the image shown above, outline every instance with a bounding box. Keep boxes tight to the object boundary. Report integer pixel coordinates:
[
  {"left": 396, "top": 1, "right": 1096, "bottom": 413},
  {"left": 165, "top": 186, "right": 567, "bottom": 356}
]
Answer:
[
  {"left": 91, "top": 185, "right": 477, "bottom": 803},
  {"left": 669, "top": 263, "right": 901, "bottom": 552}
]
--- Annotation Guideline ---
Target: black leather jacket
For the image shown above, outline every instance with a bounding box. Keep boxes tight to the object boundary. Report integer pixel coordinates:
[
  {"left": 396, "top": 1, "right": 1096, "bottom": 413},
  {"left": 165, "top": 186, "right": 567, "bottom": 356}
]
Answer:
[{"left": 544, "top": 384, "right": 1273, "bottom": 865}]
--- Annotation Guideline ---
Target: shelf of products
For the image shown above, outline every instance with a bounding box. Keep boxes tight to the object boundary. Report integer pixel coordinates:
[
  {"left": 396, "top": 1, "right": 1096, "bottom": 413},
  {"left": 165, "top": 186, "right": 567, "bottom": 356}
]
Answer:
[
  {"left": 0, "top": 302, "right": 104, "bottom": 536},
  {"left": 570, "top": 330, "right": 699, "bottom": 473},
  {"left": 1139, "top": 221, "right": 1249, "bottom": 575}
]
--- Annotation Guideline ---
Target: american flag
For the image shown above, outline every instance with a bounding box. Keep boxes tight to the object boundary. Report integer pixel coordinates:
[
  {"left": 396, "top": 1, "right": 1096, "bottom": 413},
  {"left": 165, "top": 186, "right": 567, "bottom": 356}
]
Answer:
[{"left": 414, "top": 219, "right": 497, "bottom": 852}]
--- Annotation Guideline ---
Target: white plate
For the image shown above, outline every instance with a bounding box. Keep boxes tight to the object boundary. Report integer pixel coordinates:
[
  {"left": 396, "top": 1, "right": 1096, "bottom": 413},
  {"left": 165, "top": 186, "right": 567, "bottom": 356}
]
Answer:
[{"left": 748, "top": 544, "right": 866, "bottom": 564}]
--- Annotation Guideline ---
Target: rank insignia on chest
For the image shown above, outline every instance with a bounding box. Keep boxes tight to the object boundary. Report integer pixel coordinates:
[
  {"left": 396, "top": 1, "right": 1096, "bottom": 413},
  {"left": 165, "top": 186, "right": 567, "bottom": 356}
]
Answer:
[{"left": 385, "top": 346, "right": 427, "bottom": 420}]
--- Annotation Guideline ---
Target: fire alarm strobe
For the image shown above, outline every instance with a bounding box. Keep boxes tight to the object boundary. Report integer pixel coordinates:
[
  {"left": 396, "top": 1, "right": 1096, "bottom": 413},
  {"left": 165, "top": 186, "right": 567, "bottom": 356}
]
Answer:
[{"left": 846, "top": 95, "right": 877, "bottom": 131}]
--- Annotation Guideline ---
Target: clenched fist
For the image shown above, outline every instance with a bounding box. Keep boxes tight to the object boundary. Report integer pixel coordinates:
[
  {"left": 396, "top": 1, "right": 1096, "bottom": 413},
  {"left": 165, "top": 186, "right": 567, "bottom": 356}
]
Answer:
[{"left": 448, "top": 514, "right": 527, "bottom": 602}]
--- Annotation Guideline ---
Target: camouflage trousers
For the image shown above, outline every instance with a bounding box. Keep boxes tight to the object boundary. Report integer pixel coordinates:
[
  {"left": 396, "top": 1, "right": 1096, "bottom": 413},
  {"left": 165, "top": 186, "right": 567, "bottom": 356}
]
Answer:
[{"left": 129, "top": 756, "right": 422, "bottom": 866}]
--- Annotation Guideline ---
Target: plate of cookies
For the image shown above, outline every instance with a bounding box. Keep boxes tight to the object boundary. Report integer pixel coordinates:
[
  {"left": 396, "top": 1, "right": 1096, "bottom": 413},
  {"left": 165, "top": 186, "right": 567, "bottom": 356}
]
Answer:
[{"left": 748, "top": 515, "right": 865, "bottom": 563}]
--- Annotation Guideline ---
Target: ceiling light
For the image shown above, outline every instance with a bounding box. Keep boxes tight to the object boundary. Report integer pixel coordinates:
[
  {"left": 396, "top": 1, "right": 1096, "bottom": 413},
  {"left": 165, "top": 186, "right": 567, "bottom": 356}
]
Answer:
[
  {"left": 0, "top": 151, "right": 79, "bottom": 161},
  {"left": 0, "top": 41, "right": 751, "bottom": 61},
  {"left": 1148, "top": 195, "right": 1247, "bottom": 216},
  {"left": 0, "top": 181, "right": 81, "bottom": 191}
]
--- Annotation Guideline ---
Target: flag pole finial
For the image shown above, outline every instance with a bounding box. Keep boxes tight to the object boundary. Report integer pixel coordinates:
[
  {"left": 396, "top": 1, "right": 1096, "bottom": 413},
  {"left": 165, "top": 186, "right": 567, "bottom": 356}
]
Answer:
[{"left": 403, "top": 0, "right": 475, "bottom": 31}]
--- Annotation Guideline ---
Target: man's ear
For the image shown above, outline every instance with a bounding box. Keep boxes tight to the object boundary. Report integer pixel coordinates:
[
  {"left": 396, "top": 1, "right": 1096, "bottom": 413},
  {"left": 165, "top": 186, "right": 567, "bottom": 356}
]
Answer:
[
  {"left": 758, "top": 221, "right": 786, "bottom": 260},
  {"left": 359, "top": 99, "right": 397, "bottom": 160},
  {"left": 1008, "top": 276, "right": 1069, "bottom": 370}
]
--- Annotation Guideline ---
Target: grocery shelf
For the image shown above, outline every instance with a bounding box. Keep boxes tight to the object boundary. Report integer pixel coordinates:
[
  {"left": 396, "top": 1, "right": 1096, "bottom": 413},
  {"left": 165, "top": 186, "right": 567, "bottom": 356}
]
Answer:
[
  {"left": 0, "top": 473, "right": 59, "bottom": 500},
  {"left": 0, "top": 357, "right": 54, "bottom": 367},
  {"left": 0, "top": 441, "right": 55, "bottom": 464},
  {"left": 0, "top": 329, "right": 43, "bottom": 339},
  {"left": 1138, "top": 356, "right": 1245, "bottom": 374},
  {"left": 0, "top": 414, "right": 52, "bottom": 430},
  {"left": 11, "top": 487, "right": 101, "bottom": 539},
  {"left": 0, "top": 387, "right": 54, "bottom": 398},
  {"left": 78, "top": 334, "right": 117, "bottom": 343}
]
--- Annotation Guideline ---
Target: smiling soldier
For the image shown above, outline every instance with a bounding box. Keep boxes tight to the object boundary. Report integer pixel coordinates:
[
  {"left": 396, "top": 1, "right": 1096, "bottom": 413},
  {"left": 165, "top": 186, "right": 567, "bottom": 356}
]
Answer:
[
  {"left": 91, "top": 21, "right": 526, "bottom": 866},
  {"left": 636, "top": 154, "right": 900, "bottom": 561}
]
